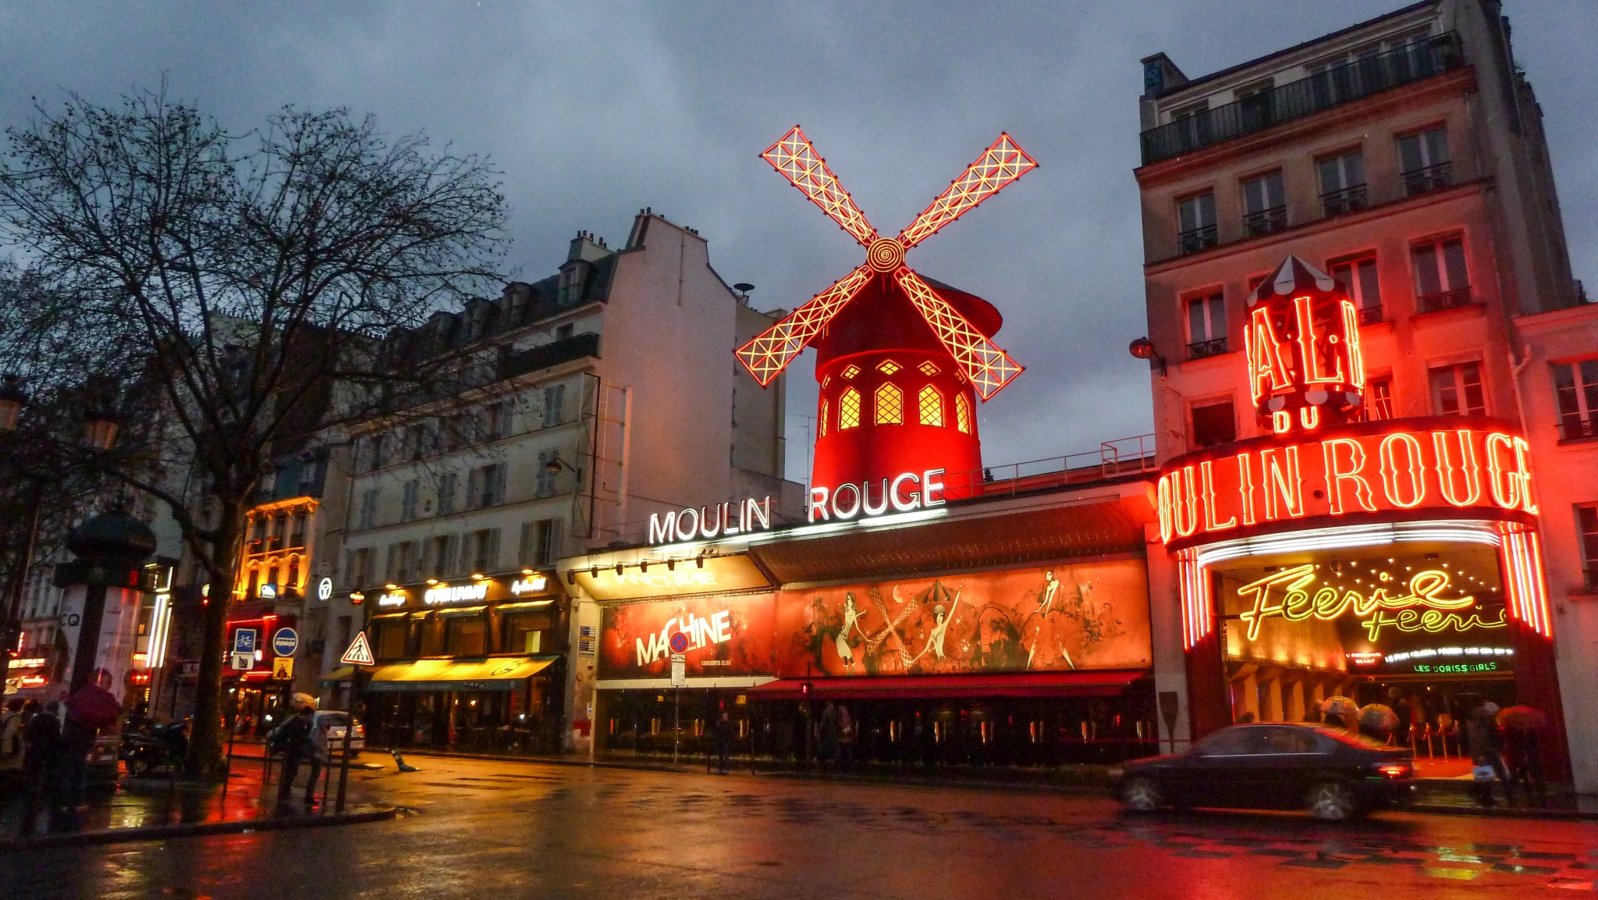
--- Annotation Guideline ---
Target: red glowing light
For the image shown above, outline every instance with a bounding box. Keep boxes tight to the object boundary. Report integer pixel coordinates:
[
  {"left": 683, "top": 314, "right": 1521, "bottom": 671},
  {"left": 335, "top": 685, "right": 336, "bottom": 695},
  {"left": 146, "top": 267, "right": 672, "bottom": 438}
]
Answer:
[
  {"left": 1244, "top": 256, "right": 1365, "bottom": 434},
  {"left": 736, "top": 126, "right": 1036, "bottom": 400}
]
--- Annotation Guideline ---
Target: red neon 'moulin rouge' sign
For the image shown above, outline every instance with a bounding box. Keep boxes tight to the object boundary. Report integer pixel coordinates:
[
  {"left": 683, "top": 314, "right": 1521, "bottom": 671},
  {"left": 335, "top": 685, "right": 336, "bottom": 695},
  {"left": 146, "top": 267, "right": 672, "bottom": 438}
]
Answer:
[{"left": 1245, "top": 256, "right": 1365, "bottom": 435}]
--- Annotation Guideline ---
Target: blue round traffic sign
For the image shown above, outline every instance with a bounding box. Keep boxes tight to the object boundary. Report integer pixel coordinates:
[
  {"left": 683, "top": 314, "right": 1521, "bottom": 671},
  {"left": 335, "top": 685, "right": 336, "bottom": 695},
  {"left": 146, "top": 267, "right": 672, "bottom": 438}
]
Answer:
[
  {"left": 668, "top": 631, "right": 689, "bottom": 654},
  {"left": 271, "top": 627, "right": 300, "bottom": 657}
]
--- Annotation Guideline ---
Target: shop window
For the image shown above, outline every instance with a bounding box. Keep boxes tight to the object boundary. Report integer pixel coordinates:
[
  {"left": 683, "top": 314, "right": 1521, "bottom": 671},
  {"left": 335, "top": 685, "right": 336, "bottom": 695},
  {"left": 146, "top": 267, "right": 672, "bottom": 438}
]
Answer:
[
  {"left": 1177, "top": 191, "right": 1217, "bottom": 254},
  {"left": 1361, "top": 375, "right": 1394, "bottom": 421},
  {"left": 504, "top": 610, "right": 554, "bottom": 654},
  {"left": 1191, "top": 400, "right": 1236, "bottom": 448},
  {"left": 1553, "top": 359, "right": 1598, "bottom": 441},
  {"left": 1398, "top": 126, "right": 1451, "bottom": 194},
  {"left": 918, "top": 386, "right": 943, "bottom": 427},
  {"left": 375, "top": 620, "right": 410, "bottom": 660},
  {"left": 955, "top": 394, "right": 971, "bottom": 434},
  {"left": 839, "top": 388, "right": 861, "bottom": 430},
  {"left": 1317, "top": 149, "right": 1367, "bottom": 215},
  {"left": 1578, "top": 504, "right": 1598, "bottom": 590},
  {"left": 1241, "top": 170, "right": 1286, "bottom": 236},
  {"left": 1329, "top": 254, "right": 1382, "bottom": 323},
  {"left": 1429, "top": 362, "right": 1485, "bottom": 416},
  {"left": 1412, "top": 234, "right": 1471, "bottom": 311},
  {"left": 419, "top": 616, "right": 444, "bottom": 656},
  {"left": 1185, "top": 292, "right": 1227, "bottom": 359},
  {"left": 446, "top": 616, "right": 488, "bottom": 656},
  {"left": 875, "top": 384, "right": 903, "bottom": 425}
]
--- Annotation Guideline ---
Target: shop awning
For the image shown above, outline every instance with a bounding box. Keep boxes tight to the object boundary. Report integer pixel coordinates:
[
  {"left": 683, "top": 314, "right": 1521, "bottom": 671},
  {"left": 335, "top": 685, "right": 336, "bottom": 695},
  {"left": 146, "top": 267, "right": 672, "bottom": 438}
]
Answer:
[
  {"left": 319, "top": 665, "right": 355, "bottom": 685},
  {"left": 364, "top": 656, "right": 558, "bottom": 693},
  {"left": 744, "top": 670, "right": 1148, "bottom": 701}
]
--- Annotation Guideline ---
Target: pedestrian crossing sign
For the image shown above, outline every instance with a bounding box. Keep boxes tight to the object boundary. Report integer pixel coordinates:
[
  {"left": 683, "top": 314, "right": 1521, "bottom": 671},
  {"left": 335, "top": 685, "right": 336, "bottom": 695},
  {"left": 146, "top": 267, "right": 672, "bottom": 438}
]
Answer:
[{"left": 341, "top": 630, "right": 375, "bottom": 666}]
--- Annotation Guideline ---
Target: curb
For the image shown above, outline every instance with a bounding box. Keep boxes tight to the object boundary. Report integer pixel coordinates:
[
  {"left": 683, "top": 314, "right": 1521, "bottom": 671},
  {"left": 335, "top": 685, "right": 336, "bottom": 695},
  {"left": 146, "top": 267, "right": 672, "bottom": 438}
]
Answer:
[{"left": 0, "top": 806, "right": 399, "bottom": 852}]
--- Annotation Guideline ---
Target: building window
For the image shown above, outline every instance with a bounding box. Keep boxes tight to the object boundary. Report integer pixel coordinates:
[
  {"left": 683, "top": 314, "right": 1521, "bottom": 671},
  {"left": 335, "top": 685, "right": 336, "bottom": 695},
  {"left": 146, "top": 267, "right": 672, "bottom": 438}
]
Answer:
[
  {"left": 877, "top": 360, "right": 901, "bottom": 375},
  {"left": 469, "top": 463, "right": 506, "bottom": 509},
  {"left": 400, "top": 479, "right": 420, "bottom": 522},
  {"left": 1177, "top": 192, "right": 1217, "bottom": 254},
  {"left": 1553, "top": 359, "right": 1598, "bottom": 441},
  {"left": 839, "top": 388, "right": 861, "bottom": 430},
  {"left": 504, "top": 609, "right": 554, "bottom": 654},
  {"left": 1191, "top": 400, "right": 1236, "bottom": 448},
  {"left": 1398, "top": 126, "right": 1451, "bottom": 194},
  {"left": 556, "top": 323, "right": 574, "bottom": 340},
  {"left": 1185, "top": 292, "right": 1227, "bottom": 358},
  {"left": 1329, "top": 254, "right": 1382, "bottom": 323},
  {"left": 347, "top": 548, "right": 373, "bottom": 588},
  {"left": 875, "top": 384, "right": 903, "bottom": 425},
  {"left": 1241, "top": 170, "right": 1286, "bottom": 236},
  {"left": 1361, "top": 375, "right": 1394, "bottom": 421},
  {"left": 484, "top": 399, "right": 513, "bottom": 440},
  {"left": 357, "top": 489, "right": 378, "bottom": 529},
  {"left": 467, "top": 528, "right": 499, "bottom": 575},
  {"left": 387, "top": 541, "right": 419, "bottom": 583},
  {"left": 541, "top": 384, "right": 566, "bottom": 427},
  {"left": 375, "top": 620, "right": 409, "bottom": 661},
  {"left": 1412, "top": 235, "right": 1471, "bottom": 311},
  {"left": 436, "top": 472, "right": 457, "bottom": 516},
  {"left": 535, "top": 451, "right": 558, "bottom": 497},
  {"left": 1317, "top": 149, "right": 1367, "bottom": 215},
  {"left": 520, "top": 518, "right": 562, "bottom": 567},
  {"left": 445, "top": 615, "right": 487, "bottom": 656},
  {"left": 955, "top": 394, "right": 971, "bottom": 434},
  {"left": 918, "top": 361, "right": 940, "bottom": 376},
  {"left": 426, "top": 535, "right": 453, "bottom": 578},
  {"left": 1429, "top": 362, "right": 1486, "bottom": 416},
  {"left": 918, "top": 386, "right": 943, "bottom": 427},
  {"left": 841, "top": 364, "right": 861, "bottom": 380},
  {"left": 1578, "top": 504, "right": 1598, "bottom": 590},
  {"left": 1167, "top": 101, "right": 1211, "bottom": 153}
]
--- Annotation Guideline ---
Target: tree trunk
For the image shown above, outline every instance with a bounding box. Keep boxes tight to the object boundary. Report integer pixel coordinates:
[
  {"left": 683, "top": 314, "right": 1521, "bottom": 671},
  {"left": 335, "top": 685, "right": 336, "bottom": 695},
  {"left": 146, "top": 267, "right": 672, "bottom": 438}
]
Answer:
[{"left": 184, "top": 513, "right": 243, "bottom": 778}]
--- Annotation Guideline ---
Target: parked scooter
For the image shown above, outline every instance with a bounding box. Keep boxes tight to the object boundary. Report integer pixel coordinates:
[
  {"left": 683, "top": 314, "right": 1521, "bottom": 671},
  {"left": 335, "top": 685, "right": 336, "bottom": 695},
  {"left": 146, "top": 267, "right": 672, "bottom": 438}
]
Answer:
[{"left": 119, "top": 719, "right": 189, "bottom": 777}]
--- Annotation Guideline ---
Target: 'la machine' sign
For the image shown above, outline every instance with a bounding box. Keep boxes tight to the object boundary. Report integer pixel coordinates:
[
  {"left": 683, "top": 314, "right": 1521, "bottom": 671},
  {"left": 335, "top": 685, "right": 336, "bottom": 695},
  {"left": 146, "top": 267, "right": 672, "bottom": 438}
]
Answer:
[{"left": 648, "top": 468, "right": 948, "bottom": 545}]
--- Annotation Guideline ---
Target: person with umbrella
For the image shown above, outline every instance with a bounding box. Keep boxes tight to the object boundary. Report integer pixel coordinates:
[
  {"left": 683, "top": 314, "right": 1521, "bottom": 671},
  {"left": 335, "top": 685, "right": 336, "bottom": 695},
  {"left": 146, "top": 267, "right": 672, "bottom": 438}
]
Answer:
[{"left": 1498, "top": 705, "right": 1549, "bottom": 805}]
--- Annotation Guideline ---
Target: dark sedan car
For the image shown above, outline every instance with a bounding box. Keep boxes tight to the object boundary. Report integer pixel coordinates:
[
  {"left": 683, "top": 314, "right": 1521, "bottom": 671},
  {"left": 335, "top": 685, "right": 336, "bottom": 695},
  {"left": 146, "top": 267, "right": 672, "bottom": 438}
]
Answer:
[{"left": 1109, "top": 723, "right": 1415, "bottom": 821}]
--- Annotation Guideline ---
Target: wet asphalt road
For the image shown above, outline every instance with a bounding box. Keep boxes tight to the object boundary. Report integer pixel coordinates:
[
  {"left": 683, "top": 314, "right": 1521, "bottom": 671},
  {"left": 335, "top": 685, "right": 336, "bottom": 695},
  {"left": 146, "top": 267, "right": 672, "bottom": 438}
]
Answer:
[{"left": 4, "top": 755, "right": 1598, "bottom": 898}]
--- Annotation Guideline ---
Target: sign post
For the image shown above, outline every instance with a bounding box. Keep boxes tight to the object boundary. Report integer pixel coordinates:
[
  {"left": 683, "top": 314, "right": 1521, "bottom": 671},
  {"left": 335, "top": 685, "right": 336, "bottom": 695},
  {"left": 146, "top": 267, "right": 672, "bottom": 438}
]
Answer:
[
  {"left": 336, "top": 631, "right": 374, "bottom": 812},
  {"left": 669, "top": 631, "right": 689, "bottom": 765}
]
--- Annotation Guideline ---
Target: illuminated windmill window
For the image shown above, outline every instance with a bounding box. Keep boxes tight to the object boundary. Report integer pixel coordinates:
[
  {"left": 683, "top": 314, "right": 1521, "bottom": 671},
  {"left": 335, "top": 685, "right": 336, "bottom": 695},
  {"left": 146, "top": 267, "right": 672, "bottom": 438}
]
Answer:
[
  {"left": 955, "top": 394, "right": 972, "bottom": 434},
  {"left": 919, "top": 386, "right": 944, "bottom": 426},
  {"left": 819, "top": 398, "right": 829, "bottom": 437},
  {"left": 918, "top": 361, "right": 940, "bottom": 376},
  {"left": 875, "top": 384, "right": 904, "bottom": 425},
  {"left": 877, "top": 360, "right": 902, "bottom": 375},
  {"left": 839, "top": 388, "right": 862, "bottom": 430},
  {"left": 841, "top": 365, "right": 862, "bottom": 380},
  {"left": 822, "top": 375, "right": 832, "bottom": 388}
]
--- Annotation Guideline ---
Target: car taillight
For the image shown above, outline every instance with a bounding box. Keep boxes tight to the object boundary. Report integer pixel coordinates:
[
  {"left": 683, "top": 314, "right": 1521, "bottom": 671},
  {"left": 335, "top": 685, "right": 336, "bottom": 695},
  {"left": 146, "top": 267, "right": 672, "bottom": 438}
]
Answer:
[{"left": 1376, "top": 762, "right": 1411, "bottom": 778}]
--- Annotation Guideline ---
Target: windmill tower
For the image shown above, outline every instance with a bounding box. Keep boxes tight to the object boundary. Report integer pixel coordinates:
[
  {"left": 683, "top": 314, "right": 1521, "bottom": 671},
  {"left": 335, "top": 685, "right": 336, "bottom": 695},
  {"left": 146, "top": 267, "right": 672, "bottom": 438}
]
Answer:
[{"left": 735, "top": 126, "right": 1037, "bottom": 501}]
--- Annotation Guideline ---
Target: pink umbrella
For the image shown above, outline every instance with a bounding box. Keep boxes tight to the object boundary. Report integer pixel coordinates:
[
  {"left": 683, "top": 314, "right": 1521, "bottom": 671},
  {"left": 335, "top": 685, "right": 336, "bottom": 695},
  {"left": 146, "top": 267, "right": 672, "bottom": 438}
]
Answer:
[{"left": 1496, "top": 705, "right": 1548, "bottom": 731}]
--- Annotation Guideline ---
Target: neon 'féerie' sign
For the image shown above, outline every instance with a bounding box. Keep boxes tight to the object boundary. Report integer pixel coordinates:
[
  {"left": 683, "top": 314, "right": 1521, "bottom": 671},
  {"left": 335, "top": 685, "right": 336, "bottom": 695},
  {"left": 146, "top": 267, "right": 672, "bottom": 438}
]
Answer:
[{"left": 1236, "top": 564, "right": 1507, "bottom": 642}]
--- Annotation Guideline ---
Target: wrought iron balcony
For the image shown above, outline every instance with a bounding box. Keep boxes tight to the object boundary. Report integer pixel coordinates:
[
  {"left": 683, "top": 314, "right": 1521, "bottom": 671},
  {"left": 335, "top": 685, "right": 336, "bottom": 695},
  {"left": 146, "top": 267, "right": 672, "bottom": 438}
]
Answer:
[
  {"left": 1558, "top": 415, "right": 1598, "bottom": 443},
  {"left": 1401, "top": 161, "right": 1454, "bottom": 196},
  {"left": 1140, "top": 32, "right": 1462, "bottom": 165},
  {"left": 496, "top": 331, "right": 601, "bottom": 380},
  {"left": 1178, "top": 224, "right": 1218, "bottom": 255},
  {"left": 1243, "top": 205, "right": 1288, "bottom": 237},
  {"left": 1417, "top": 287, "right": 1474, "bottom": 313},
  {"left": 1357, "top": 305, "right": 1384, "bottom": 325},
  {"left": 1321, "top": 184, "right": 1368, "bottom": 216},
  {"left": 1187, "top": 337, "right": 1229, "bottom": 360}
]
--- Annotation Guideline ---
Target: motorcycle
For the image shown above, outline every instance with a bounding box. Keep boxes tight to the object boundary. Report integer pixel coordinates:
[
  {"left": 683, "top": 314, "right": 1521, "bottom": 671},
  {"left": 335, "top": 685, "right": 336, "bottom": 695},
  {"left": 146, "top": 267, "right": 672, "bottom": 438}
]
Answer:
[{"left": 119, "top": 719, "right": 188, "bottom": 777}]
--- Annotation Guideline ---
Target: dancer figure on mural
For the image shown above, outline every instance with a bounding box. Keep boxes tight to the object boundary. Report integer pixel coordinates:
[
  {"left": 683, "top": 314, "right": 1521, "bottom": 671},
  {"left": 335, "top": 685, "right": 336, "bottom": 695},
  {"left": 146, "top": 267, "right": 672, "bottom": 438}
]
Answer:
[
  {"left": 902, "top": 584, "right": 964, "bottom": 669},
  {"left": 1023, "top": 569, "right": 1077, "bottom": 670},
  {"left": 834, "top": 593, "right": 871, "bottom": 671}
]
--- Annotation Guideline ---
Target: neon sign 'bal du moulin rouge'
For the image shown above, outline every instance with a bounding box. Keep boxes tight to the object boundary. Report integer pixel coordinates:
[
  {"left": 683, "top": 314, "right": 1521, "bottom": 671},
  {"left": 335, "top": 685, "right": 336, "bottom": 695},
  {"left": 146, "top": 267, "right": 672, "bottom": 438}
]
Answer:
[{"left": 734, "top": 126, "right": 1038, "bottom": 500}]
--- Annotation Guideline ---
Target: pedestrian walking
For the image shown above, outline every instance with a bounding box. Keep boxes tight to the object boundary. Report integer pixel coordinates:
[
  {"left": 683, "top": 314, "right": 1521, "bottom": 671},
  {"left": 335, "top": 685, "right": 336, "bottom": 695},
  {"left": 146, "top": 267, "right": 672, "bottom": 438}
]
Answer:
[
  {"left": 1464, "top": 701, "right": 1513, "bottom": 807},
  {"left": 837, "top": 704, "right": 855, "bottom": 771},
  {"left": 271, "top": 706, "right": 315, "bottom": 812},
  {"left": 19, "top": 700, "right": 60, "bottom": 836},
  {"left": 0, "top": 698, "right": 24, "bottom": 795},
  {"left": 303, "top": 713, "right": 331, "bottom": 808},
  {"left": 711, "top": 712, "right": 731, "bottom": 775}
]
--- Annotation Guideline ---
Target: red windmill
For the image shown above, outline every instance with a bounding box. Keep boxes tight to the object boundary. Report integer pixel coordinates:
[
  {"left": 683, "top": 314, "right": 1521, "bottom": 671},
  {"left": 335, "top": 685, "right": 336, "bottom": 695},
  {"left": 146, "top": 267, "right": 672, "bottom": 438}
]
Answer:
[{"left": 736, "top": 126, "right": 1037, "bottom": 502}]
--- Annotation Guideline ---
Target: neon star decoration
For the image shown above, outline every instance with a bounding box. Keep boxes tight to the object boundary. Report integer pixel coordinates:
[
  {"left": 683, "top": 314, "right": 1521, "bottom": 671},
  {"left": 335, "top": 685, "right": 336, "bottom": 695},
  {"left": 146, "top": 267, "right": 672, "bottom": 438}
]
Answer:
[{"left": 735, "top": 125, "right": 1037, "bottom": 400}]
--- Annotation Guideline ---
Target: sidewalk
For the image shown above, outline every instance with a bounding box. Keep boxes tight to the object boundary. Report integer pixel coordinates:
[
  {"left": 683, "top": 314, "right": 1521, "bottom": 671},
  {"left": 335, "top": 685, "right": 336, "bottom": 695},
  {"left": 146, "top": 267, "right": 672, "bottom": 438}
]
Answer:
[{"left": 0, "top": 751, "right": 396, "bottom": 850}]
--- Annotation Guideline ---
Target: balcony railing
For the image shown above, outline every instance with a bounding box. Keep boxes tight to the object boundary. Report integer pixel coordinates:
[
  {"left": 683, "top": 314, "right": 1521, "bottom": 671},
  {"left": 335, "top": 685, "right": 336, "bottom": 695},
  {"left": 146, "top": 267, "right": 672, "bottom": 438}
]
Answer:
[
  {"left": 1558, "top": 416, "right": 1598, "bottom": 443},
  {"left": 496, "top": 331, "right": 600, "bottom": 381},
  {"left": 1187, "top": 337, "right": 1229, "bottom": 359},
  {"left": 1321, "top": 184, "right": 1368, "bottom": 216},
  {"left": 1357, "top": 305, "right": 1384, "bottom": 325},
  {"left": 1417, "top": 287, "right": 1474, "bottom": 313},
  {"left": 1243, "top": 205, "right": 1288, "bottom": 237},
  {"left": 1140, "top": 32, "right": 1462, "bottom": 164},
  {"left": 1178, "top": 224, "right": 1218, "bottom": 254},
  {"left": 1402, "top": 161, "right": 1454, "bottom": 196}
]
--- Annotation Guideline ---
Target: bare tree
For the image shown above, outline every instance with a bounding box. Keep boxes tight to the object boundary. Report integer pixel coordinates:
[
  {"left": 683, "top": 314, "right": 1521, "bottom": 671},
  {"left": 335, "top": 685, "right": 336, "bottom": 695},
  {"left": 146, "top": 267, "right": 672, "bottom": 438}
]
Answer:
[{"left": 0, "top": 88, "right": 506, "bottom": 775}]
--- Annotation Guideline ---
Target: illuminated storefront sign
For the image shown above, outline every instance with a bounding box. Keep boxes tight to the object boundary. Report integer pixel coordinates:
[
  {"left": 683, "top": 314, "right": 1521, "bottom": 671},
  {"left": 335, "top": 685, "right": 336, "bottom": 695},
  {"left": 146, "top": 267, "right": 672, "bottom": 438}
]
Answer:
[
  {"left": 423, "top": 582, "right": 489, "bottom": 606},
  {"left": 1243, "top": 257, "right": 1366, "bottom": 435},
  {"left": 1346, "top": 651, "right": 1382, "bottom": 666},
  {"left": 649, "top": 497, "right": 774, "bottom": 545},
  {"left": 808, "top": 468, "right": 946, "bottom": 523},
  {"left": 509, "top": 575, "right": 548, "bottom": 596},
  {"left": 1236, "top": 564, "right": 1508, "bottom": 642},
  {"left": 1157, "top": 420, "right": 1537, "bottom": 549},
  {"left": 633, "top": 609, "right": 734, "bottom": 666},
  {"left": 376, "top": 591, "right": 408, "bottom": 608}
]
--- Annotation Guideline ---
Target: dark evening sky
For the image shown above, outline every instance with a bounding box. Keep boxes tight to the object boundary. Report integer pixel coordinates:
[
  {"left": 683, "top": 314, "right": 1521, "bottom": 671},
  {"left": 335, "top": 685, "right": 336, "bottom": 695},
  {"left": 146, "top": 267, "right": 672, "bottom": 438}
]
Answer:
[{"left": 4, "top": 1, "right": 1593, "bottom": 481}]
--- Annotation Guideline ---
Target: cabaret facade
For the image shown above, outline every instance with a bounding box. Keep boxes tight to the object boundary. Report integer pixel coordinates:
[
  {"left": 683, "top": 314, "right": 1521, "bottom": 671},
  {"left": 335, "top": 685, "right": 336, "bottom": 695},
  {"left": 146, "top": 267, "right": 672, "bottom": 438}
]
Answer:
[{"left": 1136, "top": 0, "right": 1596, "bottom": 785}]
